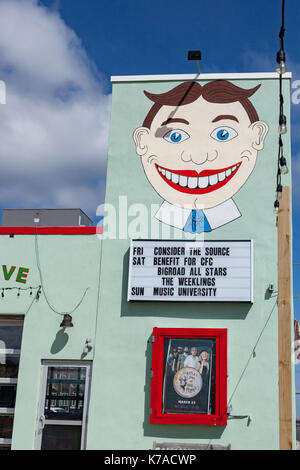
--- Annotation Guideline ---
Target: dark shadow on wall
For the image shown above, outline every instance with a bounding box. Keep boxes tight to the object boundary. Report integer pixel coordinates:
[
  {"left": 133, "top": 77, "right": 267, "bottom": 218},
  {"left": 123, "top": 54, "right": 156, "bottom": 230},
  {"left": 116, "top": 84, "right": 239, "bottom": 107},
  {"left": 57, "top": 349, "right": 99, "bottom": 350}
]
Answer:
[
  {"left": 120, "top": 249, "right": 252, "bottom": 320},
  {"left": 142, "top": 334, "right": 225, "bottom": 442},
  {"left": 50, "top": 328, "right": 69, "bottom": 354}
]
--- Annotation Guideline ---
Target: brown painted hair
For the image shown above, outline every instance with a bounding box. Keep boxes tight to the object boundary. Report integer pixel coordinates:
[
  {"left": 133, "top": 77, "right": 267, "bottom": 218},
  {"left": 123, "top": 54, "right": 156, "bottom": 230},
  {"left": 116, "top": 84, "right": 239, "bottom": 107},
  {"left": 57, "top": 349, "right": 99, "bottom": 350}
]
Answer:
[{"left": 142, "top": 80, "right": 260, "bottom": 128}]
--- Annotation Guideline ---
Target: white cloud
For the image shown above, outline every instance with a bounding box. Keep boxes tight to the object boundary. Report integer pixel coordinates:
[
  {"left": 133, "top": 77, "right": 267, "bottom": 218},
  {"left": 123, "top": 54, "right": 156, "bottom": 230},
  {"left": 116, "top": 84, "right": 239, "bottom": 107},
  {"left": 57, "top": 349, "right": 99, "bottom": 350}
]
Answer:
[{"left": 0, "top": 0, "right": 111, "bottom": 218}]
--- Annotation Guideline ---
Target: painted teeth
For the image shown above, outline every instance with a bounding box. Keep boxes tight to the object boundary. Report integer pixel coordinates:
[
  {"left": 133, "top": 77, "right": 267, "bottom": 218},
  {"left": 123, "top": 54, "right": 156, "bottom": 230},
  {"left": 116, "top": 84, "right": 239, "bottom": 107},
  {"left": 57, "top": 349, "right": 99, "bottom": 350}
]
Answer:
[
  {"left": 171, "top": 173, "right": 179, "bottom": 184},
  {"left": 179, "top": 175, "right": 188, "bottom": 187},
  {"left": 188, "top": 177, "right": 198, "bottom": 189},
  {"left": 218, "top": 171, "right": 226, "bottom": 182},
  {"left": 198, "top": 176, "right": 208, "bottom": 188},
  {"left": 208, "top": 174, "right": 218, "bottom": 186},
  {"left": 157, "top": 165, "right": 238, "bottom": 189}
]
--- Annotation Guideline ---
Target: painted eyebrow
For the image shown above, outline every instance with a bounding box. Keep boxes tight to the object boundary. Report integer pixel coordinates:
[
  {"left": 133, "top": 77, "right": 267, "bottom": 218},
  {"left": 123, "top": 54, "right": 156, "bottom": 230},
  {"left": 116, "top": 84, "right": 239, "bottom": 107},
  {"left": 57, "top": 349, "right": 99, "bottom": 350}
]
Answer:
[
  {"left": 212, "top": 115, "right": 239, "bottom": 123},
  {"left": 161, "top": 118, "right": 189, "bottom": 126}
]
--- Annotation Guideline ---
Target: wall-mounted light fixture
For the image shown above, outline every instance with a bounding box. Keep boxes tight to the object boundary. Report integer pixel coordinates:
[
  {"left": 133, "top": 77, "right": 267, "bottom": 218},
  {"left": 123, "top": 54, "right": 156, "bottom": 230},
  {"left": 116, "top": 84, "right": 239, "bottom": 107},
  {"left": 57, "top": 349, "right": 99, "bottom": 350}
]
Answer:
[
  {"left": 60, "top": 314, "right": 73, "bottom": 328},
  {"left": 187, "top": 50, "right": 202, "bottom": 74},
  {"left": 83, "top": 338, "right": 93, "bottom": 354}
]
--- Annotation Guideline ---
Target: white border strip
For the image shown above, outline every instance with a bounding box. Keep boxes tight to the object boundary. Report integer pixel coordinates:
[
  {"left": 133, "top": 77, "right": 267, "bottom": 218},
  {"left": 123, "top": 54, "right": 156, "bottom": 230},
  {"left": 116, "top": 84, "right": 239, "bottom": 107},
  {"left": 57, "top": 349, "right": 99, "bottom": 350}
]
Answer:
[
  {"left": 111, "top": 72, "right": 292, "bottom": 83},
  {"left": 0, "top": 438, "right": 12, "bottom": 445},
  {"left": 0, "top": 349, "right": 21, "bottom": 355},
  {"left": 0, "top": 408, "right": 14, "bottom": 414},
  {"left": 44, "top": 420, "right": 82, "bottom": 426},
  {"left": 0, "top": 378, "right": 17, "bottom": 384}
]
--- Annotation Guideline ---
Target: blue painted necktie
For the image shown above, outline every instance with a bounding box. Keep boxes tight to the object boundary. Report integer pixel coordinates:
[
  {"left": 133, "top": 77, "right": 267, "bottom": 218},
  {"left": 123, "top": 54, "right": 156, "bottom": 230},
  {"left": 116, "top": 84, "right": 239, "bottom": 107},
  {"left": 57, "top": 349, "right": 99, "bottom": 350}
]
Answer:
[{"left": 183, "top": 209, "right": 212, "bottom": 233}]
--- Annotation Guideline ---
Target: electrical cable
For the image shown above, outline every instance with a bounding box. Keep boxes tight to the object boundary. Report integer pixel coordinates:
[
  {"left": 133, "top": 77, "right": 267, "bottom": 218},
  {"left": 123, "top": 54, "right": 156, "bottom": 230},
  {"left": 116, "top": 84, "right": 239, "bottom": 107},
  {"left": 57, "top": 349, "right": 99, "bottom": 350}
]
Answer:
[
  {"left": 199, "top": 2, "right": 288, "bottom": 448},
  {"left": 0, "top": 285, "right": 41, "bottom": 299},
  {"left": 226, "top": 299, "right": 277, "bottom": 419},
  {"left": 0, "top": 286, "right": 41, "bottom": 291},
  {"left": 34, "top": 228, "right": 89, "bottom": 317},
  {"left": 275, "top": 0, "right": 288, "bottom": 213}
]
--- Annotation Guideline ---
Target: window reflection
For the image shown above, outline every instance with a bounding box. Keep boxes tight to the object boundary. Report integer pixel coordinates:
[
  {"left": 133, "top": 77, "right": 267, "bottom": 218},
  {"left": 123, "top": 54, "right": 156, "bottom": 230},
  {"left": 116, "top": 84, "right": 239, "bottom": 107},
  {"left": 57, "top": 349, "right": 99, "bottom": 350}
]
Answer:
[
  {"left": 0, "top": 386, "right": 16, "bottom": 408},
  {"left": 0, "top": 321, "right": 23, "bottom": 451},
  {"left": 0, "top": 326, "right": 23, "bottom": 350},
  {"left": 41, "top": 425, "right": 81, "bottom": 450},
  {"left": 0, "top": 416, "right": 13, "bottom": 439},
  {"left": 44, "top": 367, "right": 86, "bottom": 421},
  {"left": 0, "top": 356, "right": 19, "bottom": 378}
]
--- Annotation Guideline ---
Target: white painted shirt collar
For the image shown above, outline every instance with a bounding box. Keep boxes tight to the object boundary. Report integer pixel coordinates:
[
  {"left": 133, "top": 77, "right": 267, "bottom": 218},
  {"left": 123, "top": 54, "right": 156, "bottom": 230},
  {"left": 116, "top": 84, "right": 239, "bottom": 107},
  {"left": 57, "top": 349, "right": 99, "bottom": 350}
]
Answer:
[{"left": 155, "top": 199, "right": 241, "bottom": 230}]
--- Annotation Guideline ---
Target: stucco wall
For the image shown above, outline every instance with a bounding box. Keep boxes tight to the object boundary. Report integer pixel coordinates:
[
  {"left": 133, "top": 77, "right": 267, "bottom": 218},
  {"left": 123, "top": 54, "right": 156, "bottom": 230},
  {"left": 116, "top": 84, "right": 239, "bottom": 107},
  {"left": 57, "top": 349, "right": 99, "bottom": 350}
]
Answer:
[
  {"left": 0, "top": 233, "right": 102, "bottom": 449},
  {"left": 87, "top": 74, "right": 294, "bottom": 450}
]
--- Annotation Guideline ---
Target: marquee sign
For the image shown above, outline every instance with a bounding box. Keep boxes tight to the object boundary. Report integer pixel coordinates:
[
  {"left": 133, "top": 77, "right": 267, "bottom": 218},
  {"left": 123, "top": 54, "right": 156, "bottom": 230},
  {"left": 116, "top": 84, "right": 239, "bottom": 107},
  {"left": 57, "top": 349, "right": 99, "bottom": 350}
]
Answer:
[{"left": 128, "top": 239, "right": 253, "bottom": 302}]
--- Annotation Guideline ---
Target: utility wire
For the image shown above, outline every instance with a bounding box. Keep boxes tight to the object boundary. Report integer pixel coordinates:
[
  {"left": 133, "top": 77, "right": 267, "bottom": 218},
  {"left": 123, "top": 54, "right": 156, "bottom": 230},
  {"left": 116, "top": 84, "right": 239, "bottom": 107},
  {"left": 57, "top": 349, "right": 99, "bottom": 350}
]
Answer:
[
  {"left": 34, "top": 228, "right": 89, "bottom": 317},
  {"left": 274, "top": 0, "right": 288, "bottom": 212},
  {"left": 279, "top": 0, "right": 285, "bottom": 50}
]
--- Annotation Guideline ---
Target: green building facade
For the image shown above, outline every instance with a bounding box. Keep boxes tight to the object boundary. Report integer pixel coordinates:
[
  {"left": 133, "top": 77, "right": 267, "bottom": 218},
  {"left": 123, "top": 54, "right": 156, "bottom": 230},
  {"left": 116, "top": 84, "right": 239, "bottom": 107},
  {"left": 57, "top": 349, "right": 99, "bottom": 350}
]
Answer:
[{"left": 0, "top": 73, "right": 295, "bottom": 450}]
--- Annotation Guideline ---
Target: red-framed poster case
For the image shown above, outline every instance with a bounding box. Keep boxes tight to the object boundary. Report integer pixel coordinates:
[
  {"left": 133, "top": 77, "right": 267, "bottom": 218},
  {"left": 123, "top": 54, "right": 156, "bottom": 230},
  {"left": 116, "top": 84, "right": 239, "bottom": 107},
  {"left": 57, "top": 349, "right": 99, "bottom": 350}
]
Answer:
[{"left": 150, "top": 328, "right": 227, "bottom": 426}]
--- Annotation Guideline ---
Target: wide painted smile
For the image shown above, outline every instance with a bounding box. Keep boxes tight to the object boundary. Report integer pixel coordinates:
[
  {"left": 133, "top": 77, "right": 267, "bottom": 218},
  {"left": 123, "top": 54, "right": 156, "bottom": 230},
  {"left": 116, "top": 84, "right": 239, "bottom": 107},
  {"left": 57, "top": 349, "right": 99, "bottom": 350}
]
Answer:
[{"left": 155, "top": 162, "right": 242, "bottom": 194}]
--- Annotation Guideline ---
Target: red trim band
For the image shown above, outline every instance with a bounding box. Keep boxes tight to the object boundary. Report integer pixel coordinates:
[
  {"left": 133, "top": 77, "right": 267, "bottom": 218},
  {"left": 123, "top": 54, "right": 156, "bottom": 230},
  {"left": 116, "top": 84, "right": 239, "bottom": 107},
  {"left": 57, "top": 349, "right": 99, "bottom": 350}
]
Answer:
[{"left": 0, "top": 227, "right": 103, "bottom": 235}]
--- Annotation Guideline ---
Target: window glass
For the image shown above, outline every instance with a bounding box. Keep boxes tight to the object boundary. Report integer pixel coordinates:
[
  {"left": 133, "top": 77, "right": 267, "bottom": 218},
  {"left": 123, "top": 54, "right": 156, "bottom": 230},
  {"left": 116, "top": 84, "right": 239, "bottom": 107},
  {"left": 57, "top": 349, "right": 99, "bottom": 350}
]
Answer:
[
  {"left": 163, "top": 337, "right": 216, "bottom": 415},
  {"left": 0, "top": 320, "right": 23, "bottom": 451},
  {"left": 0, "top": 385, "right": 16, "bottom": 408},
  {"left": 0, "top": 356, "right": 19, "bottom": 378},
  {"left": 0, "top": 326, "right": 23, "bottom": 350},
  {"left": 44, "top": 367, "right": 86, "bottom": 421},
  {"left": 41, "top": 425, "right": 81, "bottom": 450},
  {"left": 0, "top": 415, "right": 13, "bottom": 439}
]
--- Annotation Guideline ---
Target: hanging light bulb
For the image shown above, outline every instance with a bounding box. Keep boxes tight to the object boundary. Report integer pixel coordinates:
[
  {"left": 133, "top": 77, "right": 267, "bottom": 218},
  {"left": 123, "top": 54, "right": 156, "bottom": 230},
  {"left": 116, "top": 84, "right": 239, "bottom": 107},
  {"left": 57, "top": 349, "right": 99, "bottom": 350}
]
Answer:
[
  {"left": 278, "top": 114, "right": 287, "bottom": 134},
  {"left": 280, "top": 156, "right": 289, "bottom": 174},
  {"left": 1, "top": 289, "right": 4, "bottom": 298},
  {"left": 276, "top": 49, "right": 286, "bottom": 74},
  {"left": 17, "top": 289, "right": 20, "bottom": 297},
  {"left": 276, "top": 184, "right": 283, "bottom": 199},
  {"left": 274, "top": 200, "right": 280, "bottom": 214},
  {"left": 36, "top": 287, "right": 41, "bottom": 300}
]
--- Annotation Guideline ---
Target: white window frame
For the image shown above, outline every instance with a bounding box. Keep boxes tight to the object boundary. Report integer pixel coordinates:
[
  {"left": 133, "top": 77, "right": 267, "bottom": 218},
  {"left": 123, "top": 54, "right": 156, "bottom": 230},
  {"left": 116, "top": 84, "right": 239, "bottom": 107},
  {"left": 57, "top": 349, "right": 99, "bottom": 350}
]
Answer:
[
  {"left": 35, "top": 361, "right": 92, "bottom": 450},
  {"left": 0, "top": 317, "right": 23, "bottom": 449}
]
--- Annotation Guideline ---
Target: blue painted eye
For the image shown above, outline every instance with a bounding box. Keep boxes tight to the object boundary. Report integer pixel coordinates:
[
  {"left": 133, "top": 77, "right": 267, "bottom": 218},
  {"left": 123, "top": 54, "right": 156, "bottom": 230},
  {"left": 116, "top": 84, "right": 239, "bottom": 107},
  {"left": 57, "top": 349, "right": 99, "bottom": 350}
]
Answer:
[
  {"left": 217, "top": 129, "right": 229, "bottom": 140},
  {"left": 210, "top": 127, "right": 238, "bottom": 142},
  {"left": 163, "top": 129, "right": 190, "bottom": 144}
]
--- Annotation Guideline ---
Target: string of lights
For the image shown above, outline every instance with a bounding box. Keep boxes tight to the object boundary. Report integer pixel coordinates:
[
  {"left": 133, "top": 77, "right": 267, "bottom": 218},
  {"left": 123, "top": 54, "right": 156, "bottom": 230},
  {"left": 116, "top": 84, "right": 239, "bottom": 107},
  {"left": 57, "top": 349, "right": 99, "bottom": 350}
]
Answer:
[
  {"left": 0, "top": 285, "right": 42, "bottom": 298},
  {"left": 274, "top": 0, "right": 288, "bottom": 214}
]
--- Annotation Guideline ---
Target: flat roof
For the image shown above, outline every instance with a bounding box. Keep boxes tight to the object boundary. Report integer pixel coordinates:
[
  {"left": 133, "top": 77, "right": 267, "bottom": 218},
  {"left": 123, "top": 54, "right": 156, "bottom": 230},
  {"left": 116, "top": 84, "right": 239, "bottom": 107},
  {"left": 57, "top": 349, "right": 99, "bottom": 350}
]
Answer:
[{"left": 111, "top": 72, "right": 292, "bottom": 83}]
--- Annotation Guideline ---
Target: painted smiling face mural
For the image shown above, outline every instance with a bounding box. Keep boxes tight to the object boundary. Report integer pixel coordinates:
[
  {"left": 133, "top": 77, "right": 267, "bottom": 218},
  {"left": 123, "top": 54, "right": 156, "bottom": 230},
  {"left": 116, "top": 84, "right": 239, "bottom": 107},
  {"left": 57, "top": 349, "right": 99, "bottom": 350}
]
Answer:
[{"left": 133, "top": 80, "right": 269, "bottom": 233}]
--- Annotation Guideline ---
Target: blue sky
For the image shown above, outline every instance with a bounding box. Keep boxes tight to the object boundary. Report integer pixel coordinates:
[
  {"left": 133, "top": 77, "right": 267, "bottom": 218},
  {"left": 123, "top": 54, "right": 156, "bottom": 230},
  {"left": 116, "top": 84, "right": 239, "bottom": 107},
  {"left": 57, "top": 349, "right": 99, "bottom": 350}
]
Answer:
[{"left": 1, "top": 0, "right": 300, "bottom": 413}]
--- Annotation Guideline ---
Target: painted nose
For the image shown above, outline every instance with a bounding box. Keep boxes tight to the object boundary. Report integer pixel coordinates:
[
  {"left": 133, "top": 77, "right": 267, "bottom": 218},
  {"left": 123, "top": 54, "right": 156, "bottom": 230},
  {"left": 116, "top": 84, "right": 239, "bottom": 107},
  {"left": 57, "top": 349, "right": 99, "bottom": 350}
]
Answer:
[{"left": 181, "top": 149, "right": 218, "bottom": 165}]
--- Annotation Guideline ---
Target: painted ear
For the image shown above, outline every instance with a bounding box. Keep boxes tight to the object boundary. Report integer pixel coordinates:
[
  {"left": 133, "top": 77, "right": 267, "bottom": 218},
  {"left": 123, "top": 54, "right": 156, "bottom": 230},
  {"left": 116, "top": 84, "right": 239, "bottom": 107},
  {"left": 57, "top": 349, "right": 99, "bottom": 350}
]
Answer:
[
  {"left": 251, "top": 121, "right": 269, "bottom": 151},
  {"left": 133, "top": 127, "right": 150, "bottom": 156}
]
